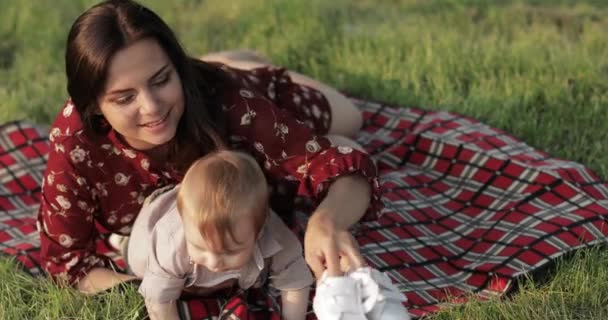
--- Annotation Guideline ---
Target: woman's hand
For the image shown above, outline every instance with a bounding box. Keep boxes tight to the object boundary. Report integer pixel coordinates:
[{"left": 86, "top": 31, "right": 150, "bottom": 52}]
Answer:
[
  {"left": 304, "top": 213, "right": 364, "bottom": 278},
  {"left": 303, "top": 175, "right": 372, "bottom": 278}
]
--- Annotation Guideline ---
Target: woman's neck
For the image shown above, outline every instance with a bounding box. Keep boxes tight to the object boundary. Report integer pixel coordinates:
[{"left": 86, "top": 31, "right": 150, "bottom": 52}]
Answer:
[{"left": 145, "top": 144, "right": 170, "bottom": 167}]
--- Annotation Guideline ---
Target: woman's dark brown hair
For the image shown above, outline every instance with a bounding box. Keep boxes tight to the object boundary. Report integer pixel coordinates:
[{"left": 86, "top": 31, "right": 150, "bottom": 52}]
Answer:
[{"left": 65, "top": 0, "right": 227, "bottom": 172}]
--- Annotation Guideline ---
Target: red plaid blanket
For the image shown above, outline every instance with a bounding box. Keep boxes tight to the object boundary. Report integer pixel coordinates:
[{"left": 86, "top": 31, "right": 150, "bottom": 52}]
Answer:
[{"left": 3, "top": 98, "right": 608, "bottom": 319}]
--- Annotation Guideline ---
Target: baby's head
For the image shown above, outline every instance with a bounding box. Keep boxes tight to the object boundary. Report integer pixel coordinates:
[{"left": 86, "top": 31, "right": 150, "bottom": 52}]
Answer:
[{"left": 177, "top": 150, "right": 269, "bottom": 272}]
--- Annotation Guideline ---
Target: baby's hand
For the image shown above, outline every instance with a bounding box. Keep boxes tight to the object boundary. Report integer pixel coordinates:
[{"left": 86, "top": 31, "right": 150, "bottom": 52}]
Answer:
[{"left": 281, "top": 287, "right": 311, "bottom": 320}]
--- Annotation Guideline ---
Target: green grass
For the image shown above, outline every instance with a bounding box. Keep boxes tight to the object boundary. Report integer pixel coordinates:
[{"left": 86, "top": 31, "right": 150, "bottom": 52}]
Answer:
[{"left": 1, "top": 0, "right": 608, "bottom": 318}]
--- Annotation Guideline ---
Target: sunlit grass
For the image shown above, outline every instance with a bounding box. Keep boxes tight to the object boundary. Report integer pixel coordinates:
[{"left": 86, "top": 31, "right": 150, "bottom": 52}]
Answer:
[{"left": 1, "top": 0, "right": 607, "bottom": 318}]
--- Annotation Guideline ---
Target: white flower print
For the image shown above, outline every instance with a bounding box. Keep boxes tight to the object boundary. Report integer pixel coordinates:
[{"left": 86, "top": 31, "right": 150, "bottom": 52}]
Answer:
[
  {"left": 297, "top": 164, "right": 309, "bottom": 176},
  {"left": 248, "top": 74, "right": 260, "bottom": 83},
  {"left": 141, "top": 159, "right": 150, "bottom": 171},
  {"left": 55, "top": 195, "right": 71, "bottom": 209},
  {"left": 267, "top": 82, "right": 276, "bottom": 100},
  {"left": 84, "top": 255, "right": 100, "bottom": 265},
  {"left": 95, "top": 183, "right": 108, "bottom": 197},
  {"left": 293, "top": 94, "right": 301, "bottom": 105},
  {"left": 312, "top": 104, "right": 322, "bottom": 118},
  {"left": 62, "top": 103, "right": 74, "bottom": 118},
  {"left": 108, "top": 215, "right": 117, "bottom": 225},
  {"left": 274, "top": 123, "right": 289, "bottom": 141},
  {"left": 56, "top": 184, "right": 68, "bottom": 193},
  {"left": 65, "top": 256, "right": 79, "bottom": 269},
  {"left": 285, "top": 175, "right": 298, "bottom": 181},
  {"left": 337, "top": 146, "right": 353, "bottom": 154},
  {"left": 138, "top": 195, "right": 145, "bottom": 204},
  {"left": 123, "top": 149, "right": 136, "bottom": 158},
  {"left": 77, "top": 201, "right": 88, "bottom": 211},
  {"left": 254, "top": 142, "right": 264, "bottom": 153},
  {"left": 264, "top": 160, "right": 272, "bottom": 170},
  {"left": 114, "top": 173, "right": 131, "bottom": 186},
  {"left": 69, "top": 146, "right": 86, "bottom": 164},
  {"left": 101, "top": 144, "right": 112, "bottom": 150},
  {"left": 240, "top": 110, "right": 256, "bottom": 126},
  {"left": 305, "top": 140, "right": 321, "bottom": 153},
  {"left": 281, "top": 150, "right": 288, "bottom": 159},
  {"left": 47, "top": 174, "right": 55, "bottom": 186},
  {"left": 76, "top": 176, "right": 87, "bottom": 186},
  {"left": 54, "top": 143, "right": 65, "bottom": 153},
  {"left": 119, "top": 226, "right": 131, "bottom": 234},
  {"left": 49, "top": 128, "right": 61, "bottom": 142},
  {"left": 59, "top": 234, "right": 74, "bottom": 247},
  {"left": 121, "top": 214, "right": 135, "bottom": 224},
  {"left": 239, "top": 89, "right": 254, "bottom": 98}
]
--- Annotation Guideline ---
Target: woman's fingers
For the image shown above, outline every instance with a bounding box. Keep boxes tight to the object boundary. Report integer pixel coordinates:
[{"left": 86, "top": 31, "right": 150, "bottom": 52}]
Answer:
[
  {"left": 306, "top": 251, "right": 325, "bottom": 280},
  {"left": 304, "top": 218, "right": 365, "bottom": 279},
  {"left": 324, "top": 241, "right": 342, "bottom": 277},
  {"left": 339, "top": 234, "right": 365, "bottom": 271},
  {"left": 306, "top": 242, "right": 342, "bottom": 279}
]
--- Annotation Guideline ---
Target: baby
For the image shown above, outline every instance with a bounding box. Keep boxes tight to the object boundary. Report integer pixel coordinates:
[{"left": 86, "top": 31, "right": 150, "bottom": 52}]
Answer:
[{"left": 127, "top": 150, "right": 313, "bottom": 320}]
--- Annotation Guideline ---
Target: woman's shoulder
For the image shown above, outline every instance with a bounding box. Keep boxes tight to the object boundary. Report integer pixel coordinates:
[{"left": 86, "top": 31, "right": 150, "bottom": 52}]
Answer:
[
  {"left": 48, "top": 99, "right": 88, "bottom": 145},
  {"left": 45, "top": 99, "right": 117, "bottom": 176}
]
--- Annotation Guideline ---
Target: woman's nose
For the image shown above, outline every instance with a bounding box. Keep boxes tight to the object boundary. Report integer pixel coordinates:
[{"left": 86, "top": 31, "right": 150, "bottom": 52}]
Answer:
[{"left": 139, "top": 90, "right": 162, "bottom": 115}]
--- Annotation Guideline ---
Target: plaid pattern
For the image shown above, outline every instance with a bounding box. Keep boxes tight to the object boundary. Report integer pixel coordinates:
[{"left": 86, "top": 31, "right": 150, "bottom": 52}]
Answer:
[{"left": 3, "top": 98, "right": 608, "bottom": 319}]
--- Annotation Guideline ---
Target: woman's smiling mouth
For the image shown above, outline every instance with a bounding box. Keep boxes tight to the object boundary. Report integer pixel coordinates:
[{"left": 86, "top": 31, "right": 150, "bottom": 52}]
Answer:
[{"left": 140, "top": 109, "right": 171, "bottom": 128}]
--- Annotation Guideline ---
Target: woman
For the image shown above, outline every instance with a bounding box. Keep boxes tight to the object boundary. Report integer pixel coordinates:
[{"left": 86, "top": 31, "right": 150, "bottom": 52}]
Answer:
[{"left": 38, "top": 0, "right": 382, "bottom": 296}]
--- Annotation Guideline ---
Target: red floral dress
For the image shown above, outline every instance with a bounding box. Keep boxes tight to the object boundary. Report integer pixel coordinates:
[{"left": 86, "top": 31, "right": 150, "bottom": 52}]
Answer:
[{"left": 38, "top": 64, "right": 382, "bottom": 284}]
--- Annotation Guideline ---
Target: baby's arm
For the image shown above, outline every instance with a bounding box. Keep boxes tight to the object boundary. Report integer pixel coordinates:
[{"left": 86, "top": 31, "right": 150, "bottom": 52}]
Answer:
[
  {"left": 145, "top": 300, "right": 180, "bottom": 320},
  {"left": 265, "top": 211, "right": 315, "bottom": 319},
  {"left": 281, "top": 287, "right": 311, "bottom": 320}
]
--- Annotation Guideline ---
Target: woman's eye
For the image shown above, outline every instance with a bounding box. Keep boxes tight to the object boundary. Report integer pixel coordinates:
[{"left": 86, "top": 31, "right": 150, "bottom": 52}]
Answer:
[
  {"left": 153, "top": 74, "right": 170, "bottom": 87},
  {"left": 113, "top": 95, "right": 134, "bottom": 105}
]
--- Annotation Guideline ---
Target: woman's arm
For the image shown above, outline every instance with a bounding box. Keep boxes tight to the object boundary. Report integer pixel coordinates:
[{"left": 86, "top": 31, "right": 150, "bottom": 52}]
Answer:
[
  {"left": 304, "top": 174, "right": 371, "bottom": 278},
  {"left": 76, "top": 267, "right": 137, "bottom": 293}
]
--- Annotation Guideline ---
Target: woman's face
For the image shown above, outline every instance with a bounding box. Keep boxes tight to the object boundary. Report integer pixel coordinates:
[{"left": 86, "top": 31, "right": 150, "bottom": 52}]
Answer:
[{"left": 98, "top": 38, "right": 185, "bottom": 151}]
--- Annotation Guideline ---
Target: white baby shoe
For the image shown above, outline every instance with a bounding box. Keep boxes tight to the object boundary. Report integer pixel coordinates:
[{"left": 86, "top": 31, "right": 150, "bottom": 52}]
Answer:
[
  {"left": 313, "top": 267, "right": 410, "bottom": 320},
  {"left": 313, "top": 273, "right": 368, "bottom": 320},
  {"left": 348, "top": 267, "right": 410, "bottom": 320}
]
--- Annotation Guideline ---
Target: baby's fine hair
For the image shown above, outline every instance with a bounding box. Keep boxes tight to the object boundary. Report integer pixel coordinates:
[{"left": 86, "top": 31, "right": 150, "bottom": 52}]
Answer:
[{"left": 177, "top": 150, "right": 268, "bottom": 250}]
